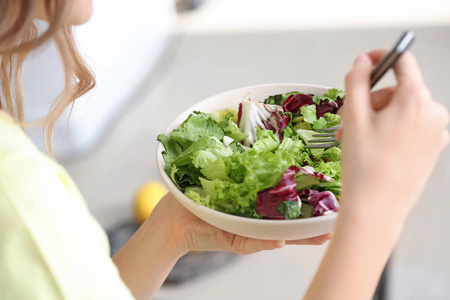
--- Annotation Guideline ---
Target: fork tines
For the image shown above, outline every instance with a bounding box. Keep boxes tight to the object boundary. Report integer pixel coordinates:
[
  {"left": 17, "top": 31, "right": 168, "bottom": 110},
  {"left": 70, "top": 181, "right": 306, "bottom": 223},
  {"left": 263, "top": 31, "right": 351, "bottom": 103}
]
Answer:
[
  {"left": 306, "top": 125, "right": 340, "bottom": 149},
  {"left": 308, "top": 137, "right": 336, "bottom": 143},
  {"left": 306, "top": 142, "right": 339, "bottom": 149},
  {"left": 311, "top": 133, "right": 335, "bottom": 138},
  {"left": 314, "top": 125, "right": 340, "bottom": 132}
]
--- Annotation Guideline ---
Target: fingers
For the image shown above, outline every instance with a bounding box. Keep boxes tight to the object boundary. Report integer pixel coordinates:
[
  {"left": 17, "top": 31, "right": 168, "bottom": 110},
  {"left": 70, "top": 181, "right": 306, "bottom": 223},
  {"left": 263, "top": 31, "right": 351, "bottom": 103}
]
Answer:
[
  {"left": 285, "top": 233, "right": 333, "bottom": 246},
  {"left": 335, "top": 128, "right": 343, "bottom": 142},
  {"left": 368, "top": 49, "right": 424, "bottom": 86},
  {"left": 229, "top": 232, "right": 334, "bottom": 255},
  {"left": 346, "top": 50, "right": 424, "bottom": 119},
  {"left": 366, "top": 48, "right": 389, "bottom": 65},
  {"left": 371, "top": 86, "right": 395, "bottom": 111},
  {"left": 229, "top": 236, "right": 285, "bottom": 255},
  {"left": 344, "top": 54, "right": 374, "bottom": 124}
]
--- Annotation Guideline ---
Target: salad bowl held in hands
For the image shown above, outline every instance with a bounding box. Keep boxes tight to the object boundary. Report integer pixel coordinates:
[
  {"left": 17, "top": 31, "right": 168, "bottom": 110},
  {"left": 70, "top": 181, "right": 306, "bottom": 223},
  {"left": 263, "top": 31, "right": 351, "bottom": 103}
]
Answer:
[{"left": 156, "top": 83, "right": 343, "bottom": 240}]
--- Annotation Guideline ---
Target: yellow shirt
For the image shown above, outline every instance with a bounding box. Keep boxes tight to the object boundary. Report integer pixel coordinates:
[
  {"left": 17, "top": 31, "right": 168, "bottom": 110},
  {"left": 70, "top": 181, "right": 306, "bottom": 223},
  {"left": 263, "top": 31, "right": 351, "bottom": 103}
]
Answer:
[{"left": 0, "top": 112, "right": 134, "bottom": 300}]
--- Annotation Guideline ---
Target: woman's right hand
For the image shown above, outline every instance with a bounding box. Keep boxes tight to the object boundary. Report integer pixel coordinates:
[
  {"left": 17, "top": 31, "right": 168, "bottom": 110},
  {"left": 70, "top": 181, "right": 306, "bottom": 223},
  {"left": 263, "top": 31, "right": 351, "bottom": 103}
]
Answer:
[
  {"left": 304, "top": 49, "right": 449, "bottom": 300},
  {"left": 338, "top": 49, "right": 449, "bottom": 225}
]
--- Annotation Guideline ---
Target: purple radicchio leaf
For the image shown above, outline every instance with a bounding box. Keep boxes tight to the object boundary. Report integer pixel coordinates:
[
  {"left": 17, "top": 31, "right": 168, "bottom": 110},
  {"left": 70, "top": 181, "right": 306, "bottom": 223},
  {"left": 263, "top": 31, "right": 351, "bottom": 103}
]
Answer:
[
  {"left": 315, "top": 95, "right": 345, "bottom": 118},
  {"left": 262, "top": 110, "right": 290, "bottom": 142},
  {"left": 237, "top": 102, "right": 243, "bottom": 124},
  {"left": 238, "top": 97, "right": 287, "bottom": 146},
  {"left": 292, "top": 165, "right": 334, "bottom": 182},
  {"left": 283, "top": 93, "right": 345, "bottom": 118},
  {"left": 256, "top": 166, "right": 300, "bottom": 219},
  {"left": 282, "top": 94, "right": 315, "bottom": 114},
  {"left": 299, "top": 189, "right": 339, "bottom": 216}
]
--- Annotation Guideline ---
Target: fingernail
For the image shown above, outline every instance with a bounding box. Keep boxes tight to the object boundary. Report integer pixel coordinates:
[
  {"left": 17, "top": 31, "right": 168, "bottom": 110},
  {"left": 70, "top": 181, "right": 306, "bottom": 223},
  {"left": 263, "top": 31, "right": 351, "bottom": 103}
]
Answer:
[{"left": 353, "top": 54, "right": 370, "bottom": 66}]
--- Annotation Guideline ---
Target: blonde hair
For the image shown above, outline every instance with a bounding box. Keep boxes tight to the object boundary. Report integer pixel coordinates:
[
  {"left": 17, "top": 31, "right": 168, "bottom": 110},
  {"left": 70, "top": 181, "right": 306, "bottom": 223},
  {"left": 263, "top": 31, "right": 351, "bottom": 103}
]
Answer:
[{"left": 0, "top": 0, "right": 95, "bottom": 155}]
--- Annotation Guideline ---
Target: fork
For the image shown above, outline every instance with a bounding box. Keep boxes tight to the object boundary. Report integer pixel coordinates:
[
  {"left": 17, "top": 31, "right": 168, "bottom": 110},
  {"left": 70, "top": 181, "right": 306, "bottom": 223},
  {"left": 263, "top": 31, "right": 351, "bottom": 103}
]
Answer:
[{"left": 306, "top": 31, "right": 416, "bottom": 149}]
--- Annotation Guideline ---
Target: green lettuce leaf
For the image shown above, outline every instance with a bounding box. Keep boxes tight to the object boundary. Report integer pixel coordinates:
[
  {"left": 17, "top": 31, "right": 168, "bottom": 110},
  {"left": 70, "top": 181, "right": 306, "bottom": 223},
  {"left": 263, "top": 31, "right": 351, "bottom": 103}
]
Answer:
[
  {"left": 294, "top": 175, "right": 321, "bottom": 191},
  {"left": 218, "top": 112, "right": 234, "bottom": 126},
  {"left": 170, "top": 164, "right": 204, "bottom": 189},
  {"left": 312, "top": 117, "right": 327, "bottom": 130},
  {"left": 282, "top": 125, "right": 295, "bottom": 139},
  {"left": 323, "top": 112, "right": 341, "bottom": 128},
  {"left": 171, "top": 112, "right": 224, "bottom": 149},
  {"left": 301, "top": 203, "right": 314, "bottom": 218},
  {"left": 264, "top": 91, "right": 303, "bottom": 105},
  {"left": 157, "top": 134, "right": 183, "bottom": 165},
  {"left": 275, "top": 136, "right": 306, "bottom": 167},
  {"left": 191, "top": 137, "right": 233, "bottom": 169},
  {"left": 168, "top": 136, "right": 232, "bottom": 189},
  {"left": 252, "top": 129, "right": 280, "bottom": 152},
  {"left": 199, "top": 150, "right": 291, "bottom": 216},
  {"left": 276, "top": 201, "right": 302, "bottom": 220},
  {"left": 307, "top": 160, "right": 342, "bottom": 196},
  {"left": 228, "top": 140, "right": 249, "bottom": 153},
  {"left": 317, "top": 181, "right": 342, "bottom": 196},
  {"left": 319, "top": 147, "right": 341, "bottom": 162},
  {"left": 223, "top": 119, "right": 248, "bottom": 141},
  {"left": 185, "top": 186, "right": 213, "bottom": 208},
  {"left": 312, "top": 88, "right": 345, "bottom": 104},
  {"left": 314, "top": 160, "right": 341, "bottom": 181},
  {"left": 296, "top": 129, "right": 324, "bottom": 157},
  {"left": 264, "top": 94, "right": 284, "bottom": 106},
  {"left": 198, "top": 177, "right": 262, "bottom": 218},
  {"left": 327, "top": 88, "right": 345, "bottom": 100},
  {"left": 300, "top": 104, "right": 317, "bottom": 124},
  {"left": 172, "top": 136, "right": 216, "bottom": 167},
  {"left": 201, "top": 150, "right": 289, "bottom": 188}
]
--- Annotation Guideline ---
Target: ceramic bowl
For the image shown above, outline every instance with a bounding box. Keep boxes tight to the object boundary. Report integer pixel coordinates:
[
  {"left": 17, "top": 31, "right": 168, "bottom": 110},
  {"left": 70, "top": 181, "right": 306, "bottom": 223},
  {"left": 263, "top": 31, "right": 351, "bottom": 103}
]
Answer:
[{"left": 156, "top": 83, "right": 338, "bottom": 240}]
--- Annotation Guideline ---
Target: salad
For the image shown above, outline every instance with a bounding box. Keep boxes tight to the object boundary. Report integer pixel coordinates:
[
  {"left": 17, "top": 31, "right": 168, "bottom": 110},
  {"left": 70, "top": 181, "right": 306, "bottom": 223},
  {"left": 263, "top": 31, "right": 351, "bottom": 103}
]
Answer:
[{"left": 157, "top": 89, "right": 344, "bottom": 220}]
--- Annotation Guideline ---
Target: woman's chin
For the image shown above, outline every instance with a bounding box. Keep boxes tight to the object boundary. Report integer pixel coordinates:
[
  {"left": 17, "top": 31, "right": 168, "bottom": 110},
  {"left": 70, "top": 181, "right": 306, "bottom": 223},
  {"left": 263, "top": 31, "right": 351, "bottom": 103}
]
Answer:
[{"left": 66, "top": 0, "right": 94, "bottom": 25}]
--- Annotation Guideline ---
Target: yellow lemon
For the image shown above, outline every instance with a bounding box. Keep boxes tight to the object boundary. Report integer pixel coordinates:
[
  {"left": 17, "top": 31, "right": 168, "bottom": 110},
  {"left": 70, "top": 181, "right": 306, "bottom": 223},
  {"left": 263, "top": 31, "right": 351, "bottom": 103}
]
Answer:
[{"left": 135, "top": 181, "right": 168, "bottom": 224}]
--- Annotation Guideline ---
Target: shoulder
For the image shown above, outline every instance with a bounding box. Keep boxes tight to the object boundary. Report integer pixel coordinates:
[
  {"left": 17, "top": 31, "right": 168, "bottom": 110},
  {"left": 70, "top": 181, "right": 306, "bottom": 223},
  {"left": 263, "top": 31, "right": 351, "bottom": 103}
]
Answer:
[
  {"left": 0, "top": 112, "right": 93, "bottom": 255},
  {"left": 0, "top": 111, "right": 75, "bottom": 205}
]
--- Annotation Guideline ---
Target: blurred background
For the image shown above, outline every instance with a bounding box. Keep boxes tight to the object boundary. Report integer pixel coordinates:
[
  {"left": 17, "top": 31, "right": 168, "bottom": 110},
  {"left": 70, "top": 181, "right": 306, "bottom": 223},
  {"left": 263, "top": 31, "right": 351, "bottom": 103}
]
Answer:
[{"left": 24, "top": 0, "right": 450, "bottom": 299}]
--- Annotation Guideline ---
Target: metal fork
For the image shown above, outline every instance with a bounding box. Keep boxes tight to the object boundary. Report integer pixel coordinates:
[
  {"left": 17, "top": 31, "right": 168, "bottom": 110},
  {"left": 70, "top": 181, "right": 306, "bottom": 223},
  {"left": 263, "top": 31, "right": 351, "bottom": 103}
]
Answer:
[{"left": 306, "top": 31, "right": 415, "bottom": 149}]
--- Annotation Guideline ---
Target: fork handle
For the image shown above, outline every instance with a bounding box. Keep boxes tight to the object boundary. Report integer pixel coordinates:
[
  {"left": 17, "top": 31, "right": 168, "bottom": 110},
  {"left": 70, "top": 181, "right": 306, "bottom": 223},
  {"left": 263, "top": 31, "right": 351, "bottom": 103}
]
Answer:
[{"left": 370, "top": 31, "right": 415, "bottom": 89}]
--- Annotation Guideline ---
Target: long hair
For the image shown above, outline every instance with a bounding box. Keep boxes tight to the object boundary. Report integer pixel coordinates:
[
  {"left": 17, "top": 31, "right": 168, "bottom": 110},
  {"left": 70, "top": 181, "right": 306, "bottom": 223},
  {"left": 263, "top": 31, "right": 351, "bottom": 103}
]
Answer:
[{"left": 0, "top": 0, "right": 95, "bottom": 156}]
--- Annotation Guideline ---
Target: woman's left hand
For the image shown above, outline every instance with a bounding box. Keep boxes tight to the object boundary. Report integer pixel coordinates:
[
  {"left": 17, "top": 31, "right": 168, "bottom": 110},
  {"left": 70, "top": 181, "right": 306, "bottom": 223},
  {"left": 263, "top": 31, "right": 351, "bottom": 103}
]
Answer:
[
  {"left": 114, "top": 192, "right": 331, "bottom": 299},
  {"left": 151, "top": 193, "right": 332, "bottom": 256}
]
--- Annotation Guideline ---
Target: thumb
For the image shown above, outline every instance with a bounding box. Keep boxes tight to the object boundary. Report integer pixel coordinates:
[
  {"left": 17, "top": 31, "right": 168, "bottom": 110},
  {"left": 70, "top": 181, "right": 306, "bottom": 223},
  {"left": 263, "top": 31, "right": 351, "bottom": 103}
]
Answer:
[{"left": 344, "top": 54, "right": 374, "bottom": 125}]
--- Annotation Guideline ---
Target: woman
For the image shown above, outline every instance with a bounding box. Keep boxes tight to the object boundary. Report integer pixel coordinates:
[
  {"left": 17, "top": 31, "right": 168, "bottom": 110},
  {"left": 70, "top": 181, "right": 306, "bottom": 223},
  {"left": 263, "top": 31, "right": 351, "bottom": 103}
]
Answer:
[{"left": 1, "top": 1, "right": 448, "bottom": 299}]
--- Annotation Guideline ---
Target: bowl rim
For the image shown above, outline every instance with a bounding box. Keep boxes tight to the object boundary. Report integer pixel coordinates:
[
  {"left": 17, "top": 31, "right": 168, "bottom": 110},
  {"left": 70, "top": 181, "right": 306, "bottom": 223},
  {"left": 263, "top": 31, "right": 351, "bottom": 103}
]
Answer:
[{"left": 156, "top": 82, "right": 339, "bottom": 225}]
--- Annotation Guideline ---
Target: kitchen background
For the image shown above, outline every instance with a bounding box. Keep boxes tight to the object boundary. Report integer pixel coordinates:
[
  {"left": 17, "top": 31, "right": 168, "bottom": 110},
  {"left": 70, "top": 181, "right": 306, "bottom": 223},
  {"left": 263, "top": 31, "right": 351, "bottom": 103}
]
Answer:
[{"left": 24, "top": 0, "right": 450, "bottom": 299}]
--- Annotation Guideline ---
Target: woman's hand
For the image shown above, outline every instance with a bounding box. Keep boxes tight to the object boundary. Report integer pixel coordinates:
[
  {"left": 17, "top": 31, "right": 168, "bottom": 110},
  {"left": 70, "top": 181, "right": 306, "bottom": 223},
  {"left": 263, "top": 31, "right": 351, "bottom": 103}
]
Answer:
[
  {"left": 152, "top": 192, "right": 332, "bottom": 257},
  {"left": 304, "top": 49, "right": 449, "bottom": 300},
  {"left": 114, "top": 192, "right": 331, "bottom": 300},
  {"left": 338, "top": 49, "right": 449, "bottom": 223}
]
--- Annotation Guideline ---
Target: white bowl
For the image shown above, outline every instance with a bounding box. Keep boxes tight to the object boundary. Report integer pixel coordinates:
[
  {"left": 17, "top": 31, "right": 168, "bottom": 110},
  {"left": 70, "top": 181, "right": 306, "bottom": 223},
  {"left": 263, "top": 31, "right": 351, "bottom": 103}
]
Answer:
[{"left": 156, "top": 83, "right": 338, "bottom": 240}]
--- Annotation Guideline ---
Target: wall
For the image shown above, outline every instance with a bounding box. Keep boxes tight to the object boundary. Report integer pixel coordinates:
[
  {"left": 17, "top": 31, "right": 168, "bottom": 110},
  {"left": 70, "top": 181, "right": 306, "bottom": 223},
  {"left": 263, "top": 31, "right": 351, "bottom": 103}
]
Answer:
[{"left": 24, "top": 0, "right": 176, "bottom": 160}]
